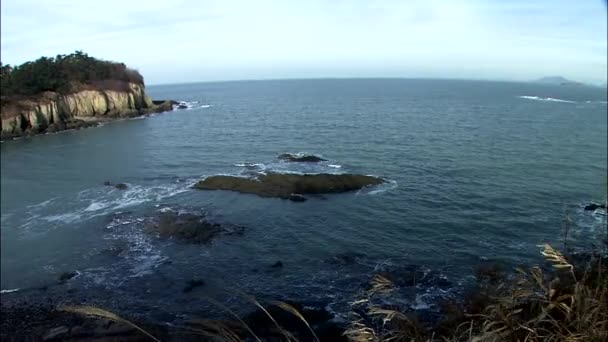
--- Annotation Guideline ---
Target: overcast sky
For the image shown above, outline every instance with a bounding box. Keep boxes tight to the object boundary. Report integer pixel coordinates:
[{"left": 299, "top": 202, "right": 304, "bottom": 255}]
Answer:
[{"left": 1, "top": 0, "right": 606, "bottom": 85}]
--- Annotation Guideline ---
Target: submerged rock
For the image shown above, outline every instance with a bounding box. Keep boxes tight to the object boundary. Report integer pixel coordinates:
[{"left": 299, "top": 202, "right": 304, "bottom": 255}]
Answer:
[
  {"left": 271, "top": 261, "right": 283, "bottom": 268},
  {"left": 278, "top": 153, "right": 327, "bottom": 162},
  {"left": 114, "top": 183, "right": 128, "bottom": 190},
  {"left": 193, "top": 173, "right": 384, "bottom": 199},
  {"left": 182, "top": 279, "right": 205, "bottom": 293},
  {"left": 146, "top": 210, "right": 244, "bottom": 244},
  {"left": 58, "top": 271, "right": 79, "bottom": 283},
  {"left": 584, "top": 203, "right": 606, "bottom": 211}
]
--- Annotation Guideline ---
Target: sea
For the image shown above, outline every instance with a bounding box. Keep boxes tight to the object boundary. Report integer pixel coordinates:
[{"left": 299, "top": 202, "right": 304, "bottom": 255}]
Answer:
[{"left": 1, "top": 79, "right": 606, "bottom": 322}]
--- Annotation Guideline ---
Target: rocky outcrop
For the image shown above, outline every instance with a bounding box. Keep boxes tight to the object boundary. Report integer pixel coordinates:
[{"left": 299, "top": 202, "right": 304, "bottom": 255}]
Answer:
[
  {"left": 1, "top": 83, "right": 173, "bottom": 140},
  {"left": 193, "top": 173, "right": 384, "bottom": 199},
  {"left": 146, "top": 210, "right": 245, "bottom": 244},
  {"left": 584, "top": 203, "right": 606, "bottom": 211}
]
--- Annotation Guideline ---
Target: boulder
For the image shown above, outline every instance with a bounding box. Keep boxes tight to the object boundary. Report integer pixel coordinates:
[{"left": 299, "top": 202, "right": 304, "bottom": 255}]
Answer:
[
  {"left": 584, "top": 203, "right": 606, "bottom": 211},
  {"left": 177, "top": 104, "right": 188, "bottom": 110},
  {"left": 278, "top": 153, "right": 327, "bottom": 162},
  {"left": 193, "top": 173, "right": 384, "bottom": 199}
]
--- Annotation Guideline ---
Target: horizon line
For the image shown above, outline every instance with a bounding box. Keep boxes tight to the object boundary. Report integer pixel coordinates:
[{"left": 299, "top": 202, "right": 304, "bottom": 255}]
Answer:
[{"left": 146, "top": 76, "right": 607, "bottom": 88}]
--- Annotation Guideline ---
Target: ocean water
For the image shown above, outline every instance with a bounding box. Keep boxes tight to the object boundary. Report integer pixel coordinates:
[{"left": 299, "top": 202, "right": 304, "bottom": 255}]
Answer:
[{"left": 1, "top": 79, "right": 606, "bottom": 320}]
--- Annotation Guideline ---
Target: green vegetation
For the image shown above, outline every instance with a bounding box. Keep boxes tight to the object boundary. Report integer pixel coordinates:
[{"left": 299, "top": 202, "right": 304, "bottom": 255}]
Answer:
[{"left": 0, "top": 50, "right": 143, "bottom": 98}]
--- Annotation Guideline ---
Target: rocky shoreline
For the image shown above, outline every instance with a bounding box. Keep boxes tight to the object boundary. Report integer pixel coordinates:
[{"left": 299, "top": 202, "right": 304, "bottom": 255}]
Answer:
[{"left": 0, "top": 83, "right": 179, "bottom": 140}]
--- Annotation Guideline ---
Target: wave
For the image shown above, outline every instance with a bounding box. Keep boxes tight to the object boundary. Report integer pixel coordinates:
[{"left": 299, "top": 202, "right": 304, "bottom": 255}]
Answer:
[
  {"left": 173, "top": 101, "right": 212, "bottom": 110},
  {"left": 15, "top": 180, "right": 195, "bottom": 236},
  {"left": 0, "top": 288, "right": 20, "bottom": 294},
  {"left": 518, "top": 95, "right": 576, "bottom": 103},
  {"left": 357, "top": 179, "right": 398, "bottom": 195}
]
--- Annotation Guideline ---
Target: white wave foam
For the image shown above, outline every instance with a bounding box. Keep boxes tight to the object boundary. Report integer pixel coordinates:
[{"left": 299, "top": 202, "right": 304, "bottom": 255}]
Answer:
[
  {"left": 85, "top": 200, "right": 111, "bottom": 212},
  {"left": 328, "top": 164, "right": 342, "bottom": 169},
  {"left": 0, "top": 288, "right": 20, "bottom": 294},
  {"left": 518, "top": 95, "right": 576, "bottom": 103},
  {"left": 173, "top": 101, "right": 211, "bottom": 111},
  {"left": 357, "top": 179, "right": 398, "bottom": 195}
]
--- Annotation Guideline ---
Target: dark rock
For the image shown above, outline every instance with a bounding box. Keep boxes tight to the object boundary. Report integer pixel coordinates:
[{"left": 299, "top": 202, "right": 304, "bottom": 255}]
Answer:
[
  {"left": 288, "top": 194, "right": 307, "bottom": 202},
  {"left": 241, "top": 301, "right": 347, "bottom": 342},
  {"left": 271, "top": 261, "right": 283, "bottom": 268},
  {"left": 103, "top": 180, "right": 112, "bottom": 186},
  {"left": 278, "top": 153, "right": 327, "bottom": 162},
  {"left": 584, "top": 203, "right": 606, "bottom": 211},
  {"left": 114, "top": 183, "right": 128, "bottom": 190},
  {"left": 182, "top": 279, "right": 205, "bottom": 293},
  {"left": 58, "top": 271, "right": 78, "bottom": 283},
  {"left": 177, "top": 104, "right": 188, "bottom": 109},
  {"left": 46, "top": 123, "right": 58, "bottom": 134},
  {"left": 146, "top": 211, "right": 237, "bottom": 244},
  {"left": 193, "top": 173, "right": 384, "bottom": 199}
]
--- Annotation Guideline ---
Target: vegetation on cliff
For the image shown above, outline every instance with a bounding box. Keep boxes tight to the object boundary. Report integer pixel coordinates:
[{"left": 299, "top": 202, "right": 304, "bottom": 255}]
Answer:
[{"left": 0, "top": 50, "right": 143, "bottom": 100}]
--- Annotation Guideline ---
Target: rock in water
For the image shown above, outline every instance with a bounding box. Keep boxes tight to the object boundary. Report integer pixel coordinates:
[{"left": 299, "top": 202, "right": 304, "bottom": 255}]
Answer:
[
  {"left": 146, "top": 211, "right": 242, "bottom": 244},
  {"left": 584, "top": 203, "right": 606, "bottom": 211},
  {"left": 193, "top": 173, "right": 384, "bottom": 199},
  {"left": 58, "top": 271, "right": 78, "bottom": 283},
  {"left": 103, "top": 180, "right": 112, "bottom": 186},
  {"left": 271, "top": 261, "right": 283, "bottom": 268},
  {"left": 278, "top": 153, "right": 327, "bottom": 162},
  {"left": 114, "top": 183, "right": 128, "bottom": 190},
  {"left": 288, "top": 194, "right": 307, "bottom": 202}
]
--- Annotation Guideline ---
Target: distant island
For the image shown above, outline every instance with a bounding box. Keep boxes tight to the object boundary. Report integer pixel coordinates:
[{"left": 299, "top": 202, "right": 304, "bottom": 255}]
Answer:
[
  {"left": 532, "top": 76, "right": 585, "bottom": 86},
  {"left": 0, "top": 51, "right": 176, "bottom": 140}
]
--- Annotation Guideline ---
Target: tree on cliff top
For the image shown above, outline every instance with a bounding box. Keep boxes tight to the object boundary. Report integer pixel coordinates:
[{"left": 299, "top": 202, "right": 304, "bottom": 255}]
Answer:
[{"left": 0, "top": 51, "right": 144, "bottom": 98}]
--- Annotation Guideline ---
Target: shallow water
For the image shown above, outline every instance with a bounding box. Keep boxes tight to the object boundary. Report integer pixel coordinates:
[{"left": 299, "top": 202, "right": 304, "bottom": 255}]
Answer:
[{"left": 1, "top": 79, "right": 606, "bottom": 320}]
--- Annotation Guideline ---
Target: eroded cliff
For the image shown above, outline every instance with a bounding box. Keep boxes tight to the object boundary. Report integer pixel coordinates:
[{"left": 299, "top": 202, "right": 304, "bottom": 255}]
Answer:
[{"left": 1, "top": 82, "right": 173, "bottom": 139}]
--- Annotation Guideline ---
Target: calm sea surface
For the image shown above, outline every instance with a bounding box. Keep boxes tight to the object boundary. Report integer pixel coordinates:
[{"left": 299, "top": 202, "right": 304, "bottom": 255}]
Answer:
[{"left": 1, "top": 79, "right": 606, "bottom": 320}]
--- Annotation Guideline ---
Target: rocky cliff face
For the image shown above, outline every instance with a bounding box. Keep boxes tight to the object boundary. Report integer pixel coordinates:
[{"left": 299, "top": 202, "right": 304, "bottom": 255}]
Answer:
[{"left": 1, "top": 83, "right": 172, "bottom": 139}]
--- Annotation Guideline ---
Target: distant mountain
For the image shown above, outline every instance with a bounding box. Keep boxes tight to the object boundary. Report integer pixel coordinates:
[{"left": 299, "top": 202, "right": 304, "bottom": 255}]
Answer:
[{"left": 533, "top": 76, "right": 584, "bottom": 86}]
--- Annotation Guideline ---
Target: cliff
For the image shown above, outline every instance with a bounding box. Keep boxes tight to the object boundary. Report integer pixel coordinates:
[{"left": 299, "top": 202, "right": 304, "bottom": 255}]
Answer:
[{"left": 1, "top": 82, "right": 173, "bottom": 139}]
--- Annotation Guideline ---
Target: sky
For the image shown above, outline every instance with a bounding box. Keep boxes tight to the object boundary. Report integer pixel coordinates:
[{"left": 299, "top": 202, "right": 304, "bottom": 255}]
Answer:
[{"left": 1, "top": 0, "right": 606, "bottom": 85}]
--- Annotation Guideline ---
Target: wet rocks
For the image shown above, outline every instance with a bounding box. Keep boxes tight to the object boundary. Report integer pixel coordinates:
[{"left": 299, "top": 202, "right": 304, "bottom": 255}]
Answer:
[
  {"left": 271, "top": 261, "right": 283, "bottom": 268},
  {"left": 193, "top": 173, "right": 384, "bottom": 199},
  {"left": 278, "top": 153, "right": 327, "bottom": 162},
  {"left": 146, "top": 210, "right": 244, "bottom": 244},
  {"left": 102, "top": 181, "right": 128, "bottom": 190},
  {"left": 288, "top": 194, "right": 307, "bottom": 202},
  {"left": 584, "top": 203, "right": 606, "bottom": 211}
]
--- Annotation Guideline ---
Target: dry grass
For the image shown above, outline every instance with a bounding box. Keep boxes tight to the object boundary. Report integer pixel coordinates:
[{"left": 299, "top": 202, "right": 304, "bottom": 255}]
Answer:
[{"left": 344, "top": 244, "right": 608, "bottom": 342}]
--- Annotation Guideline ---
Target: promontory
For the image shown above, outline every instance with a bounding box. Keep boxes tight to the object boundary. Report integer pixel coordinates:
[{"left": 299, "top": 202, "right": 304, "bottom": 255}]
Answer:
[{"left": 0, "top": 51, "right": 175, "bottom": 140}]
